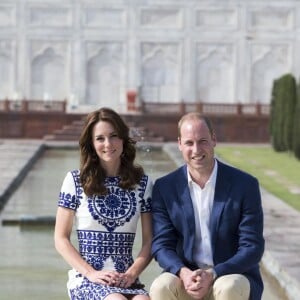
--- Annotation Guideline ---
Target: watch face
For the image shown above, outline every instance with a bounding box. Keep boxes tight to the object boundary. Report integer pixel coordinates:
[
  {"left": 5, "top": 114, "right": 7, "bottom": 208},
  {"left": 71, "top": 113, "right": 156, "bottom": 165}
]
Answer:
[
  {"left": 213, "top": 271, "right": 217, "bottom": 280},
  {"left": 207, "top": 268, "right": 217, "bottom": 280}
]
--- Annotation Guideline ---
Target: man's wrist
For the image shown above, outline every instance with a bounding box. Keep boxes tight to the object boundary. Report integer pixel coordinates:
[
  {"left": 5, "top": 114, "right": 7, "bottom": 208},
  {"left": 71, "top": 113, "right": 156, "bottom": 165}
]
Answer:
[
  {"left": 178, "top": 266, "right": 189, "bottom": 279},
  {"left": 206, "top": 268, "right": 217, "bottom": 281}
]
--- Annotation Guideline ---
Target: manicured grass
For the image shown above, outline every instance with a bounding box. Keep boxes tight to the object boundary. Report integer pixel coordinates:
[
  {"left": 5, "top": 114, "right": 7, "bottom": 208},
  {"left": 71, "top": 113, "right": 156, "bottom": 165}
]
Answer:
[{"left": 215, "top": 144, "right": 300, "bottom": 212}]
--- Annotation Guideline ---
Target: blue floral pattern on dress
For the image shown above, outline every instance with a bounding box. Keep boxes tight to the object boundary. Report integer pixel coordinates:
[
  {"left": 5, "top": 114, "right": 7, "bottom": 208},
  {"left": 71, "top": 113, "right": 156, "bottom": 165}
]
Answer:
[
  {"left": 88, "top": 177, "right": 138, "bottom": 232},
  {"left": 58, "top": 170, "right": 152, "bottom": 300},
  {"left": 58, "top": 170, "right": 82, "bottom": 210},
  {"left": 78, "top": 230, "right": 134, "bottom": 272},
  {"left": 69, "top": 279, "right": 147, "bottom": 300}
]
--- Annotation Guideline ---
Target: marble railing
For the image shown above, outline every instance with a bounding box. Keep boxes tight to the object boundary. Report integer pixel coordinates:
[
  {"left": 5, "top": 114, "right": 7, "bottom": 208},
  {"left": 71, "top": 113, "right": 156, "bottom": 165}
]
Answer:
[
  {"left": 0, "top": 99, "right": 67, "bottom": 113},
  {"left": 140, "top": 101, "right": 270, "bottom": 116}
]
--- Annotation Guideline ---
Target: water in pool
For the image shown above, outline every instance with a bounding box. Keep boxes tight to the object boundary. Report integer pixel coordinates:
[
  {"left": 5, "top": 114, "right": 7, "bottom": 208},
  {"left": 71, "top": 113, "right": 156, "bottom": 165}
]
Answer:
[{"left": 0, "top": 147, "right": 176, "bottom": 300}]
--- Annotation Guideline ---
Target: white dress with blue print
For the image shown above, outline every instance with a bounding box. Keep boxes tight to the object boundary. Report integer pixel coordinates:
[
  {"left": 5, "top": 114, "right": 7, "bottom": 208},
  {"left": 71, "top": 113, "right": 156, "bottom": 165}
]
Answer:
[{"left": 58, "top": 169, "right": 153, "bottom": 300}]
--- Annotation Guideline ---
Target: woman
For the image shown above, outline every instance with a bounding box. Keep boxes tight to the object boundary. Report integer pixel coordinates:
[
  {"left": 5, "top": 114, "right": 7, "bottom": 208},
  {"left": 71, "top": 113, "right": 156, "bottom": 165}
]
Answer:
[{"left": 54, "top": 107, "right": 153, "bottom": 300}]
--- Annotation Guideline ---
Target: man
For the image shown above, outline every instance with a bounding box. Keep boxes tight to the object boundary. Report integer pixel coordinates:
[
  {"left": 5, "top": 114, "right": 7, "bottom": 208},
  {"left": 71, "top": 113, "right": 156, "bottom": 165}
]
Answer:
[{"left": 150, "top": 112, "right": 264, "bottom": 300}]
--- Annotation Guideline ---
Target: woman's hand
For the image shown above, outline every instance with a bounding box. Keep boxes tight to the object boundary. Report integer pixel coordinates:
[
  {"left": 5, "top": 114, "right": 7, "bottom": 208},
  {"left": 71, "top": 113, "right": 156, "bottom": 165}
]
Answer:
[
  {"left": 116, "top": 272, "right": 136, "bottom": 288},
  {"left": 85, "top": 269, "right": 121, "bottom": 286}
]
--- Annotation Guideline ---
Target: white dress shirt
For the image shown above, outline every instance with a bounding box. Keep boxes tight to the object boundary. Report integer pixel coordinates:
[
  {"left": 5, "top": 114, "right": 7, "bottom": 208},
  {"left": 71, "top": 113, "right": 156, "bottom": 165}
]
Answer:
[{"left": 187, "top": 159, "right": 218, "bottom": 268}]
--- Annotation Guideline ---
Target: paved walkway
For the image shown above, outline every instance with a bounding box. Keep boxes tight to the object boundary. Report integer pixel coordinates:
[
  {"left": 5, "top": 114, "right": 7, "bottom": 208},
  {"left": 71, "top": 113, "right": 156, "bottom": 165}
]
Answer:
[
  {"left": 0, "top": 139, "right": 43, "bottom": 211},
  {"left": 0, "top": 139, "right": 299, "bottom": 300}
]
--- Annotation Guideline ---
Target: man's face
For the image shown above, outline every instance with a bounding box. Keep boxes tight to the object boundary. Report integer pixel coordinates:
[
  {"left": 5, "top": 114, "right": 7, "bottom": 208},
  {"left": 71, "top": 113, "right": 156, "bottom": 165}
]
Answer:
[{"left": 178, "top": 119, "right": 216, "bottom": 174}]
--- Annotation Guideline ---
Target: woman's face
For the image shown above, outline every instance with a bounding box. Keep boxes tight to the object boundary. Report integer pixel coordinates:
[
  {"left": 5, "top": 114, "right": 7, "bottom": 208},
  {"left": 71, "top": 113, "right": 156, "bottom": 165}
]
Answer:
[{"left": 92, "top": 120, "right": 123, "bottom": 167}]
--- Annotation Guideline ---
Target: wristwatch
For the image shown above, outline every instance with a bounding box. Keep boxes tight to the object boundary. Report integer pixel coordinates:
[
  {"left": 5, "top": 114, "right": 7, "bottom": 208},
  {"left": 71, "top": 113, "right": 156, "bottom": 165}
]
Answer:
[{"left": 206, "top": 268, "right": 217, "bottom": 281}]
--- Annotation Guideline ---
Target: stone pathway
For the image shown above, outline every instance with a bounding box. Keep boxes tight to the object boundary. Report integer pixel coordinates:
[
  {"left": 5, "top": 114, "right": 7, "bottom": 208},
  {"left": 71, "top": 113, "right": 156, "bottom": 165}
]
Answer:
[{"left": 0, "top": 139, "right": 43, "bottom": 211}]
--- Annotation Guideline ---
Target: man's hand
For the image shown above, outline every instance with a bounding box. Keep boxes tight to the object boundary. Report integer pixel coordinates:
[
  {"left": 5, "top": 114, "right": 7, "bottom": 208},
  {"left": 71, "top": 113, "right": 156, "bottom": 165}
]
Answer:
[{"left": 179, "top": 267, "right": 213, "bottom": 299}]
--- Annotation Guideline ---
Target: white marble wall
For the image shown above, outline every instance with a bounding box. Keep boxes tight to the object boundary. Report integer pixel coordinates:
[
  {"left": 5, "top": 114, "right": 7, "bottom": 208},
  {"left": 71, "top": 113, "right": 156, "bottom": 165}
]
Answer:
[{"left": 0, "top": 0, "right": 298, "bottom": 112}]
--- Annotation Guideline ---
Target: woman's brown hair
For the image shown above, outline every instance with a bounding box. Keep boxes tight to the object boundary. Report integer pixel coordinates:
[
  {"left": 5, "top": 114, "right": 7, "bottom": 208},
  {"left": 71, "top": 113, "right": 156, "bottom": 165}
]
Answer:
[{"left": 79, "top": 107, "right": 144, "bottom": 196}]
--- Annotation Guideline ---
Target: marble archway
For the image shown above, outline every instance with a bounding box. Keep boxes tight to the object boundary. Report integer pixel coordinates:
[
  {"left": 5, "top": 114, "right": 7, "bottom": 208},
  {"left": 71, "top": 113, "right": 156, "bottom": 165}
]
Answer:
[
  {"left": 141, "top": 43, "right": 180, "bottom": 102},
  {"left": 31, "top": 47, "right": 66, "bottom": 100},
  {"left": 85, "top": 43, "right": 124, "bottom": 110}
]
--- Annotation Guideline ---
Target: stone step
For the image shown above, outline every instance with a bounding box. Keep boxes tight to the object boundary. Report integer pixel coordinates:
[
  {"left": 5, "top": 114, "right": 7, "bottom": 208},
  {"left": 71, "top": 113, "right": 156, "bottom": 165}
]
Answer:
[
  {"left": 44, "top": 116, "right": 165, "bottom": 142},
  {"left": 44, "top": 133, "right": 80, "bottom": 141},
  {"left": 2, "top": 215, "right": 56, "bottom": 226}
]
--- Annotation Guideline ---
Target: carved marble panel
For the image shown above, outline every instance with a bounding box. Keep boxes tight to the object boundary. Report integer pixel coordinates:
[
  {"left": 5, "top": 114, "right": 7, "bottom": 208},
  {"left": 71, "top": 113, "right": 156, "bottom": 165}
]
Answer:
[
  {"left": 250, "top": 43, "right": 291, "bottom": 103},
  {"left": 140, "top": 42, "right": 181, "bottom": 102},
  {"left": 247, "top": 7, "right": 294, "bottom": 30},
  {"left": 195, "top": 8, "right": 238, "bottom": 29},
  {"left": 0, "top": 5, "right": 16, "bottom": 27},
  {"left": 85, "top": 42, "right": 125, "bottom": 110},
  {"left": 27, "top": 5, "right": 72, "bottom": 27},
  {"left": 29, "top": 41, "right": 70, "bottom": 100},
  {"left": 82, "top": 7, "right": 127, "bottom": 28},
  {"left": 195, "top": 43, "right": 235, "bottom": 103},
  {"left": 140, "top": 7, "right": 183, "bottom": 29},
  {"left": 0, "top": 0, "right": 299, "bottom": 109},
  {"left": 0, "top": 40, "right": 15, "bottom": 98}
]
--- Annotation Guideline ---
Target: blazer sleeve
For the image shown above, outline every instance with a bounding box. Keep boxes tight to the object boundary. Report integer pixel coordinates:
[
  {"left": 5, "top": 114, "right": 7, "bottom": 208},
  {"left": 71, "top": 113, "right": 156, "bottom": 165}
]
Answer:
[
  {"left": 213, "top": 171, "right": 265, "bottom": 277},
  {"left": 151, "top": 178, "right": 186, "bottom": 275}
]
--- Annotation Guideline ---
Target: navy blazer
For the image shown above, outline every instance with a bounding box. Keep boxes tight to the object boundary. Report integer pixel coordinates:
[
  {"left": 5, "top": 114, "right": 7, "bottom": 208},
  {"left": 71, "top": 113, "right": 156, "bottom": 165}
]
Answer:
[{"left": 151, "top": 160, "right": 265, "bottom": 300}]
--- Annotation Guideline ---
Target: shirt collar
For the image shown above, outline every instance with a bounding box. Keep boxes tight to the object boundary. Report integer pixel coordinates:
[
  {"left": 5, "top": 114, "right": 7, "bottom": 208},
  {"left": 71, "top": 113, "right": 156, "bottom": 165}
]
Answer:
[{"left": 187, "top": 158, "right": 218, "bottom": 188}]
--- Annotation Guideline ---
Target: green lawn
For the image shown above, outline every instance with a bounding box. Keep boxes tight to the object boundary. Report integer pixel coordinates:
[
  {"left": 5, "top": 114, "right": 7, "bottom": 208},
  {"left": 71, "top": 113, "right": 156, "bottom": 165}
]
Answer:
[{"left": 215, "top": 144, "right": 300, "bottom": 212}]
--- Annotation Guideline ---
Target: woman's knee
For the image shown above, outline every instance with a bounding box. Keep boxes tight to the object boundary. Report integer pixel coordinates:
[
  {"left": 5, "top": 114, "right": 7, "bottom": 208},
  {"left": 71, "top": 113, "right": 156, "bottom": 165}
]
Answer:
[{"left": 130, "top": 295, "right": 150, "bottom": 300}]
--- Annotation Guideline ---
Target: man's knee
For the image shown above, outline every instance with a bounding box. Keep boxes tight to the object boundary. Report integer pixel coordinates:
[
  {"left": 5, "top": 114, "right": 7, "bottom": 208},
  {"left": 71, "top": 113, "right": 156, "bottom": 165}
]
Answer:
[
  {"left": 213, "top": 274, "right": 250, "bottom": 300},
  {"left": 149, "top": 272, "right": 180, "bottom": 299}
]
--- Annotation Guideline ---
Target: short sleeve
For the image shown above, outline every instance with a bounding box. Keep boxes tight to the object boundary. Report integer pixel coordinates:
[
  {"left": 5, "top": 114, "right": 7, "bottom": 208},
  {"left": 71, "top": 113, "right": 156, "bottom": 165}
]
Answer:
[
  {"left": 140, "top": 175, "right": 153, "bottom": 213},
  {"left": 58, "top": 170, "right": 81, "bottom": 210}
]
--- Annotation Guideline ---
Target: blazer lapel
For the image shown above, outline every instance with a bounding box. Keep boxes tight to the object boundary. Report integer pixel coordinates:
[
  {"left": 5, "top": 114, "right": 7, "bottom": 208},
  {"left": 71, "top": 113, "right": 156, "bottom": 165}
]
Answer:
[
  {"left": 177, "top": 166, "right": 196, "bottom": 240},
  {"left": 210, "top": 161, "right": 231, "bottom": 253}
]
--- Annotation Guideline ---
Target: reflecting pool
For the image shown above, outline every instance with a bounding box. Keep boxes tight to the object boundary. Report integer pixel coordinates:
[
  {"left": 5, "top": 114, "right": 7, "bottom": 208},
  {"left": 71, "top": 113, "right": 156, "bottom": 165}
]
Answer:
[{"left": 0, "top": 147, "right": 176, "bottom": 300}]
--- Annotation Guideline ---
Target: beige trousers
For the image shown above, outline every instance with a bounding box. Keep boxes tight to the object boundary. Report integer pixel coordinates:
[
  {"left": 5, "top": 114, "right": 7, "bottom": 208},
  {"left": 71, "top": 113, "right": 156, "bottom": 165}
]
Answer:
[{"left": 149, "top": 272, "right": 250, "bottom": 300}]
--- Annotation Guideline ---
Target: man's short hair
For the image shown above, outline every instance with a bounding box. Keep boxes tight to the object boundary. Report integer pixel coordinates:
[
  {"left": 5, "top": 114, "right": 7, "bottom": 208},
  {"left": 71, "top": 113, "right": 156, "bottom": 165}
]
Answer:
[{"left": 178, "top": 112, "right": 214, "bottom": 138}]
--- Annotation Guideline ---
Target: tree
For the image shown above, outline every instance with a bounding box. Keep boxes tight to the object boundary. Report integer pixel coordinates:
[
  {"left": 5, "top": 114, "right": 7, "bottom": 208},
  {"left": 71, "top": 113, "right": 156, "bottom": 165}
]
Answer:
[
  {"left": 282, "top": 74, "right": 297, "bottom": 151},
  {"left": 293, "top": 82, "right": 300, "bottom": 159},
  {"left": 270, "top": 74, "right": 297, "bottom": 152},
  {"left": 269, "top": 79, "right": 281, "bottom": 150}
]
